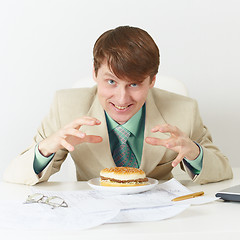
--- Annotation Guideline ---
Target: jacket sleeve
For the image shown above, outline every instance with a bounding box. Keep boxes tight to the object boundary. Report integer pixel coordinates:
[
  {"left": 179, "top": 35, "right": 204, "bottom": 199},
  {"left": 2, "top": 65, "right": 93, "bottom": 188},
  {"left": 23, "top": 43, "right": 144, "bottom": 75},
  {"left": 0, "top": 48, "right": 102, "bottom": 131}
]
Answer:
[
  {"left": 3, "top": 92, "right": 68, "bottom": 185},
  {"left": 181, "top": 100, "right": 233, "bottom": 184}
]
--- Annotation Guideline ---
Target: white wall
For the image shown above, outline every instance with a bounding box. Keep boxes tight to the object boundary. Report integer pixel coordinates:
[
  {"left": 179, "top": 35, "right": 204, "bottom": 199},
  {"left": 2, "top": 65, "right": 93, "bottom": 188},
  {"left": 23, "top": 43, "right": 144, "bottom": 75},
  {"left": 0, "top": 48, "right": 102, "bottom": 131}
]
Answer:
[{"left": 1, "top": 0, "right": 240, "bottom": 180}]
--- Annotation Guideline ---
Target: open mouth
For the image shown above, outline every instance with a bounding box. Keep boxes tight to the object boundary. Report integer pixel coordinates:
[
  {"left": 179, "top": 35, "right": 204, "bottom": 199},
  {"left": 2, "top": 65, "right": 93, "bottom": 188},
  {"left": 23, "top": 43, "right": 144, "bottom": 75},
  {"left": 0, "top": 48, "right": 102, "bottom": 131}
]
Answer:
[
  {"left": 112, "top": 103, "right": 132, "bottom": 110},
  {"left": 115, "top": 105, "right": 128, "bottom": 110}
]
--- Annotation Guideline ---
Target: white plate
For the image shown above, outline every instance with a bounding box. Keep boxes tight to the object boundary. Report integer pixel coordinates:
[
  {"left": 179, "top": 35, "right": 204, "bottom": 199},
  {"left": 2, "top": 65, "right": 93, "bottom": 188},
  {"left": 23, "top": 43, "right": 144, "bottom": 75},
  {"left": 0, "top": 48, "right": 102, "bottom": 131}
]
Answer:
[{"left": 87, "top": 178, "right": 158, "bottom": 195}]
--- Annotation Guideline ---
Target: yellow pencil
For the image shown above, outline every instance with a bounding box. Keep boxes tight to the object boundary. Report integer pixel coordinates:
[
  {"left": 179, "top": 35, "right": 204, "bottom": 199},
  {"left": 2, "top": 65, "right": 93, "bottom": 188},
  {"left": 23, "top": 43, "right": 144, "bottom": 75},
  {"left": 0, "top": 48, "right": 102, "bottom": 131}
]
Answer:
[{"left": 172, "top": 191, "right": 204, "bottom": 202}]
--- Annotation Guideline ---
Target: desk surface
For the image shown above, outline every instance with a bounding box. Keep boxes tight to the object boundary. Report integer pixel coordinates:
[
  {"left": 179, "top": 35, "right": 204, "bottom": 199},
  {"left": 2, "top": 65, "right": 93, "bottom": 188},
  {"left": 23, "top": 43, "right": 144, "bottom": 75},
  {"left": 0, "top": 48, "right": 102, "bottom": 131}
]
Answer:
[{"left": 1, "top": 168, "right": 240, "bottom": 240}]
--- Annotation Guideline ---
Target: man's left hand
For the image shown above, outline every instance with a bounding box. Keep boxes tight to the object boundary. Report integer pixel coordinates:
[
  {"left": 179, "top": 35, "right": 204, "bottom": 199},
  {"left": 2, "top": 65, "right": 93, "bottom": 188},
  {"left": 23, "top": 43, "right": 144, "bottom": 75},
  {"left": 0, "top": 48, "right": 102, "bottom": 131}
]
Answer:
[{"left": 145, "top": 124, "right": 200, "bottom": 167}]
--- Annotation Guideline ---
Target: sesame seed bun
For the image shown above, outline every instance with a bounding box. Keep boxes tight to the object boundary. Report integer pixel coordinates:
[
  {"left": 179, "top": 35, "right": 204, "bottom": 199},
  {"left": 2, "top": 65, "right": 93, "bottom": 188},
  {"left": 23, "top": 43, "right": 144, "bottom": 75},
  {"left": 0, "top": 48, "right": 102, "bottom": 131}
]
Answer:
[{"left": 100, "top": 167, "right": 148, "bottom": 187}]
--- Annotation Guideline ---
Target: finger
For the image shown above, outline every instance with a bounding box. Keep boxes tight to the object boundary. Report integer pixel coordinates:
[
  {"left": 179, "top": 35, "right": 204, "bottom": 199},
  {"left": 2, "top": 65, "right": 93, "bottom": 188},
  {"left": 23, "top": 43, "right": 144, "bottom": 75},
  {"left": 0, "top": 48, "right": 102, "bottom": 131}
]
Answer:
[
  {"left": 72, "top": 117, "right": 101, "bottom": 129},
  {"left": 163, "top": 137, "right": 180, "bottom": 149},
  {"left": 80, "top": 116, "right": 101, "bottom": 124},
  {"left": 145, "top": 137, "right": 170, "bottom": 146},
  {"left": 152, "top": 124, "right": 180, "bottom": 136},
  {"left": 65, "top": 117, "right": 101, "bottom": 129},
  {"left": 172, "top": 153, "right": 185, "bottom": 167},
  {"left": 82, "top": 135, "right": 103, "bottom": 143},
  {"left": 60, "top": 138, "right": 75, "bottom": 152},
  {"left": 61, "top": 128, "right": 86, "bottom": 139}
]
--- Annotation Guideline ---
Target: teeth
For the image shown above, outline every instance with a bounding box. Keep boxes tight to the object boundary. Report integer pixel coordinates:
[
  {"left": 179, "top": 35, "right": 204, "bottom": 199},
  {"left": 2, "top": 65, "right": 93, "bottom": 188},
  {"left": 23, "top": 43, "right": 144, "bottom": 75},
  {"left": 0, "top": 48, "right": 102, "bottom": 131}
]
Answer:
[{"left": 115, "top": 105, "right": 127, "bottom": 110}]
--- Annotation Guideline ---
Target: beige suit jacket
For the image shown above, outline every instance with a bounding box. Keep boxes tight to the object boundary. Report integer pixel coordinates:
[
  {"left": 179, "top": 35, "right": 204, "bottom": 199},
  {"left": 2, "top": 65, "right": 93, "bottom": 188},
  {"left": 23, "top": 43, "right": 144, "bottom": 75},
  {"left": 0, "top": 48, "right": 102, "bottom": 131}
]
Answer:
[{"left": 3, "top": 86, "right": 233, "bottom": 185}]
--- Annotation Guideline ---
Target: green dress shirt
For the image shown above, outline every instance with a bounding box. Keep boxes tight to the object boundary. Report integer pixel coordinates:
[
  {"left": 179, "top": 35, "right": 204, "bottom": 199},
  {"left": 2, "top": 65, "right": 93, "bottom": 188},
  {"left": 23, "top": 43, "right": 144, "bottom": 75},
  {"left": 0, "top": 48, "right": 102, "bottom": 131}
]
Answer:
[{"left": 105, "top": 105, "right": 146, "bottom": 168}]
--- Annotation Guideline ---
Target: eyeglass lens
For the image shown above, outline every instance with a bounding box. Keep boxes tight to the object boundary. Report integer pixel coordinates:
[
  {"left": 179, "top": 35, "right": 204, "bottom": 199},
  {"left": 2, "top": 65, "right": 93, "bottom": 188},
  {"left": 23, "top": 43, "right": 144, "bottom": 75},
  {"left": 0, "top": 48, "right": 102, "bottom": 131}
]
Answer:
[{"left": 24, "top": 193, "right": 68, "bottom": 208}]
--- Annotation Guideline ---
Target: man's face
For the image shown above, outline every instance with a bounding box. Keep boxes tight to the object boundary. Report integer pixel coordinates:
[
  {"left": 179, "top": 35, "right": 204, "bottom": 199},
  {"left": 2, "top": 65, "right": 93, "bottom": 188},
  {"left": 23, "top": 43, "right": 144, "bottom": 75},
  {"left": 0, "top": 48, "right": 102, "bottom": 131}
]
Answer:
[{"left": 93, "top": 62, "right": 155, "bottom": 124}]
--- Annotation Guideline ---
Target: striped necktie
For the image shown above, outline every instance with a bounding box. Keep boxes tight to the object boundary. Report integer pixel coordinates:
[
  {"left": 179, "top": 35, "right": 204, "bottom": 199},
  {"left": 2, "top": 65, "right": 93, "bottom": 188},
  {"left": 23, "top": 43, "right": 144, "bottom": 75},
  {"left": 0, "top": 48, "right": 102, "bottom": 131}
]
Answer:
[{"left": 112, "top": 125, "right": 138, "bottom": 168}]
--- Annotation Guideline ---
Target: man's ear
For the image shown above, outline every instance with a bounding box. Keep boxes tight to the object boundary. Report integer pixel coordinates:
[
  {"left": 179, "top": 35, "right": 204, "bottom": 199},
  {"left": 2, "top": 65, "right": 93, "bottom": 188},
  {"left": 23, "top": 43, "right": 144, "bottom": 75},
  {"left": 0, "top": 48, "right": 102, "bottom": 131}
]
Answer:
[
  {"left": 149, "top": 75, "right": 156, "bottom": 88},
  {"left": 92, "top": 66, "right": 97, "bottom": 82}
]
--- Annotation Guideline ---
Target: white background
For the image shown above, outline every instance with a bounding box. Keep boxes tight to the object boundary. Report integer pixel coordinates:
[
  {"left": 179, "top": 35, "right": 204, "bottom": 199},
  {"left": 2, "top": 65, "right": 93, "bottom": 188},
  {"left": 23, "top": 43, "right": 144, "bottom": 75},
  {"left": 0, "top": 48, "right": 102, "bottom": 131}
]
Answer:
[{"left": 0, "top": 0, "right": 239, "bottom": 180}]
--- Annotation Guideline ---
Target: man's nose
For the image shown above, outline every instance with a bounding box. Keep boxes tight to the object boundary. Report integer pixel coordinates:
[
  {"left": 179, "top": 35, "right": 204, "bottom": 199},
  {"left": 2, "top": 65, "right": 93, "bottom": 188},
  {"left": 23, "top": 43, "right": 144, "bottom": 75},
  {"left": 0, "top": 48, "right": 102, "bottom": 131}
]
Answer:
[{"left": 116, "top": 86, "right": 129, "bottom": 103}]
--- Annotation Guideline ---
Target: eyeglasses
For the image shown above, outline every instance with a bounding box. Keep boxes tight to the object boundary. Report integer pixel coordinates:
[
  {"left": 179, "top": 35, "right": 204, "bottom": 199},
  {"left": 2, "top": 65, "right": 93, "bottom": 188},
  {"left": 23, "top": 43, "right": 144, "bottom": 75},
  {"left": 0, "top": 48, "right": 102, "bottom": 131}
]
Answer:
[{"left": 24, "top": 193, "right": 68, "bottom": 209}]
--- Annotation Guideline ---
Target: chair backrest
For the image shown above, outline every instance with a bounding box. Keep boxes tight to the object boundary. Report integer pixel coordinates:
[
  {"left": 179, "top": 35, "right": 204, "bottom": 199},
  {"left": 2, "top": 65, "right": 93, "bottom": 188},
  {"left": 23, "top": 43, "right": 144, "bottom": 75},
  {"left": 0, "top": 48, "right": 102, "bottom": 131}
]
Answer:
[
  {"left": 72, "top": 75, "right": 189, "bottom": 96},
  {"left": 155, "top": 75, "right": 188, "bottom": 96}
]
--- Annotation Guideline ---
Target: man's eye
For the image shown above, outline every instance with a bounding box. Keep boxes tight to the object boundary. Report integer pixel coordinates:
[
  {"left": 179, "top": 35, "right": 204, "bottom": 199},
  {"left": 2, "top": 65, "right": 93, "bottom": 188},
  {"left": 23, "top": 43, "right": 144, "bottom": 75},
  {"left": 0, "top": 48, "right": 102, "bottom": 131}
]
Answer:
[
  {"left": 108, "top": 80, "right": 115, "bottom": 85},
  {"left": 130, "top": 83, "right": 138, "bottom": 87}
]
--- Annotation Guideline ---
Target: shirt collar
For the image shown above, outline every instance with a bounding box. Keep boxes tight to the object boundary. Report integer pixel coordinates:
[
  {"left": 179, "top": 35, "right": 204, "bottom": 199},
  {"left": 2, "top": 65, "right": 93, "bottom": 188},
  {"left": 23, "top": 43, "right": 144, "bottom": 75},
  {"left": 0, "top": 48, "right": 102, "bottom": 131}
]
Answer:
[{"left": 105, "top": 106, "right": 143, "bottom": 136}]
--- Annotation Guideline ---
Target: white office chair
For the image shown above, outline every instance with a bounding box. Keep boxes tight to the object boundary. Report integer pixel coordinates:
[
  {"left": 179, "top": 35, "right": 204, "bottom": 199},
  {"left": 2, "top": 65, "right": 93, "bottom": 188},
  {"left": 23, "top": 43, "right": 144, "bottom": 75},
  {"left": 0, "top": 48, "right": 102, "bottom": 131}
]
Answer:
[
  {"left": 49, "top": 75, "right": 188, "bottom": 181},
  {"left": 155, "top": 75, "right": 188, "bottom": 96}
]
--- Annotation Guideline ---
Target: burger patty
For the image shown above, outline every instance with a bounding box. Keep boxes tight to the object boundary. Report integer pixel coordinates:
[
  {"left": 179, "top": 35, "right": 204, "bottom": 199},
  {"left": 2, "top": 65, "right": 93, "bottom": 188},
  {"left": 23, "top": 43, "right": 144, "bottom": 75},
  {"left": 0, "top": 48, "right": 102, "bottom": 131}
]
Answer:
[{"left": 100, "top": 176, "right": 148, "bottom": 183}]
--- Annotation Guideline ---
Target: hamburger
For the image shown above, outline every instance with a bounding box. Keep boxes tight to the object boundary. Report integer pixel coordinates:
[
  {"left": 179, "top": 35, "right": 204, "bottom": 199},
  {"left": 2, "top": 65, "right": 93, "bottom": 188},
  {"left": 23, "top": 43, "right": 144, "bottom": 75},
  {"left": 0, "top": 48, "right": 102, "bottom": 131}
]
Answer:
[{"left": 100, "top": 167, "right": 148, "bottom": 187}]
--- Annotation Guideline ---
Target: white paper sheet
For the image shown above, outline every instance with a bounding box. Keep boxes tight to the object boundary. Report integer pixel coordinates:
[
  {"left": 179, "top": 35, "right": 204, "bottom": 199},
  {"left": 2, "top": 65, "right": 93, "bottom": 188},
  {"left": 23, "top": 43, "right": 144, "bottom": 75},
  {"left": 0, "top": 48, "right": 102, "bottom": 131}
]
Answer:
[
  {"left": 108, "top": 204, "right": 189, "bottom": 223},
  {"left": 0, "top": 178, "right": 216, "bottom": 230},
  {"left": 0, "top": 199, "right": 120, "bottom": 231}
]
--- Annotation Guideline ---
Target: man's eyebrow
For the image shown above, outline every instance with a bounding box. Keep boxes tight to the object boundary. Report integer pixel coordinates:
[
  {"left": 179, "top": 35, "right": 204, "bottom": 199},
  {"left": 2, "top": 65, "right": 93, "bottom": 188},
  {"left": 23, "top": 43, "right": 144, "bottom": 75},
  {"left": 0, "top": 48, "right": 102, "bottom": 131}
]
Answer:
[{"left": 103, "top": 72, "right": 117, "bottom": 78}]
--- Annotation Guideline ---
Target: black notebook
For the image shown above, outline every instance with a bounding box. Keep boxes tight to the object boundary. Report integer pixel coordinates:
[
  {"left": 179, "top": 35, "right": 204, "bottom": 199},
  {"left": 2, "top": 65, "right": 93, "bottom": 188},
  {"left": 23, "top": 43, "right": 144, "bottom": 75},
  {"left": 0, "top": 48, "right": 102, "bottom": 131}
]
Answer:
[{"left": 215, "top": 185, "right": 240, "bottom": 202}]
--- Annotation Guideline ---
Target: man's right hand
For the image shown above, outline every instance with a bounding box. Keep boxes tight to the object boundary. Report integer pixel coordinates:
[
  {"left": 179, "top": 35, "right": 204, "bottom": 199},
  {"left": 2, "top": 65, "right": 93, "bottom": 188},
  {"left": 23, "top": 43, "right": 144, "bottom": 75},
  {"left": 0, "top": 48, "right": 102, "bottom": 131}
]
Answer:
[{"left": 38, "top": 116, "right": 103, "bottom": 157}]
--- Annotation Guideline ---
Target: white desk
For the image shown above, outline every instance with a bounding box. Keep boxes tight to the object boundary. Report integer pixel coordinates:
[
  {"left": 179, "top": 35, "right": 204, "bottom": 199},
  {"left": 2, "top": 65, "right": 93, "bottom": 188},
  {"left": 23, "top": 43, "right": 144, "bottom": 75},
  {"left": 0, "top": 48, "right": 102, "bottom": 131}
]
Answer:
[{"left": 1, "top": 168, "right": 239, "bottom": 240}]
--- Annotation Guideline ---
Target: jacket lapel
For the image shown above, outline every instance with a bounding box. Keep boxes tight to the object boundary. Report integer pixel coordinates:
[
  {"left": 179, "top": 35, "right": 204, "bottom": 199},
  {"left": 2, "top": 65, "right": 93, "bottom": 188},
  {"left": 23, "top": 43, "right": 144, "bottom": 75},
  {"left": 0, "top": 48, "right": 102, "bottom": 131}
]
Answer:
[
  {"left": 80, "top": 94, "right": 116, "bottom": 168},
  {"left": 140, "top": 90, "right": 170, "bottom": 175}
]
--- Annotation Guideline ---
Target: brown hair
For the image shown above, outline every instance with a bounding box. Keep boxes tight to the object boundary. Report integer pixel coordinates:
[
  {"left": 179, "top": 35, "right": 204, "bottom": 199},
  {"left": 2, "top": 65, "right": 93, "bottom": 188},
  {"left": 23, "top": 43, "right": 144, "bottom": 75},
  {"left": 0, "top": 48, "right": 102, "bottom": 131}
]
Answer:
[{"left": 93, "top": 26, "right": 160, "bottom": 83}]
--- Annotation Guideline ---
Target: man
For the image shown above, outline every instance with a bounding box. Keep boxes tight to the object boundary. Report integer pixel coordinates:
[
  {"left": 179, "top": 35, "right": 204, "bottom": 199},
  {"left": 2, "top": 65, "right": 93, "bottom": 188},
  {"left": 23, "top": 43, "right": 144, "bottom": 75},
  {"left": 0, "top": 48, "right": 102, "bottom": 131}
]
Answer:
[{"left": 3, "top": 26, "right": 233, "bottom": 185}]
